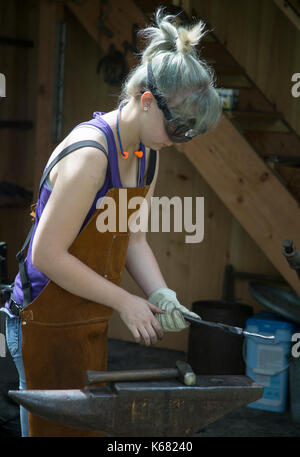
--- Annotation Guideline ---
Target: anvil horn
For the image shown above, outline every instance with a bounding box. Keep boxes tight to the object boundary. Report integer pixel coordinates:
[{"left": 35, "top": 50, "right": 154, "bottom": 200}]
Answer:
[{"left": 8, "top": 388, "right": 113, "bottom": 432}]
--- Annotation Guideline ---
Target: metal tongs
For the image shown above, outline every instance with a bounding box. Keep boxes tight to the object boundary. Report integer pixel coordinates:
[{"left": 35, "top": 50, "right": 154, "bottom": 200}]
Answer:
[{"left": 183, "top": 314, "right": 275, "bottom": 340}]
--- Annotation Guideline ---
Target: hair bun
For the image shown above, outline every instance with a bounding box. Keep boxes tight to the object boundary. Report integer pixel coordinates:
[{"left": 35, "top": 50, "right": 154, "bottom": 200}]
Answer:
[
  {"left": 138, "top": 8, "right": 210, "bottom": 61},
  {"left": 175, "top": 31, "right": 192, "bottom": 54},
  {"left": 175, "top": 22, "right": 209, "bottom": 55}
]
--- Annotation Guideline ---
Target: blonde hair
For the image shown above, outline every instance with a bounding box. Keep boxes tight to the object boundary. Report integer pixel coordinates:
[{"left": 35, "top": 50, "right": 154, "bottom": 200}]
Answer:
[{"left": 118, "top": 7, "right": 222, "bottom": 134}]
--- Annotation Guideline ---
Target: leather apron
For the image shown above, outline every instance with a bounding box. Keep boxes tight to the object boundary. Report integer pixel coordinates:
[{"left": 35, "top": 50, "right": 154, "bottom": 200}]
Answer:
[{"left": 20, "top": 170, "right": 150, "bottom": 436}]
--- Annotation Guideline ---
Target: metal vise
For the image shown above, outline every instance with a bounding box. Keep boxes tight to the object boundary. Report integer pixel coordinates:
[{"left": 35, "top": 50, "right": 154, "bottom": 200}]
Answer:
[{"left": 282, "top": 239, "right": 300, "bottom": 280}]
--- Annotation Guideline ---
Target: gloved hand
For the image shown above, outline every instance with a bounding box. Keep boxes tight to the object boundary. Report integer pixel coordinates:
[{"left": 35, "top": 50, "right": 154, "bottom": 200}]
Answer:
[{"left": 148, "top": 287, "right": 201, "bottom": 332}]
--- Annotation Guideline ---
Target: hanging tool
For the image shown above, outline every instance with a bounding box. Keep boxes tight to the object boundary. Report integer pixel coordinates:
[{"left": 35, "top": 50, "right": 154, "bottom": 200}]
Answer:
[
  {"left": 282, "top": 239, "right": 300, "bottom": 280},
  {"left": 182, "top": 313, "right": 275, "bottom": 340}
]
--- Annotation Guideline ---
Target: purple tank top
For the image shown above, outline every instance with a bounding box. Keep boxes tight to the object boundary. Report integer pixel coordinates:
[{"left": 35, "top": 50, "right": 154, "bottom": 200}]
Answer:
[{"left": 5, "top": 112, "right": 146, "bottom": 314}]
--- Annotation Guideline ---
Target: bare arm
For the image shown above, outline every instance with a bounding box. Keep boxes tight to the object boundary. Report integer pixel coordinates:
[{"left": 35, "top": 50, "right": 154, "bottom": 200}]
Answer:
[
  {"left": 32, "top": 142, "right": 164, "bottom": 345},
  {"left": 126, "top": 239, "right": 168, "bottom": 297}
]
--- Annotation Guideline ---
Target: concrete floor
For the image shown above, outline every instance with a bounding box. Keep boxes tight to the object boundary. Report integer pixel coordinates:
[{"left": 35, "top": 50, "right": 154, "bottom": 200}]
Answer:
[
  {"left": 1, "top": 337, "right": 300, "bottom": 437},
  {"left": 195, "top": 406, "right": 300, "bottom": 437}
]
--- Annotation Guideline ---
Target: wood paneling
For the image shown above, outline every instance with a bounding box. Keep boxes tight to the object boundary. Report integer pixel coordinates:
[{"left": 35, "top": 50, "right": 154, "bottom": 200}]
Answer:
[
  {"left": 179, "top": 114, "right": 300, "bottom": 294},
  {"left": 0, "top": 0, "right": 38, "bottom": 281},
  {"left": 33, "top": 0, "right": 63, "bottom": 198},
  {"left": 61, "top": 6, "right": 117, "bottom": 132},
  {"left": 192, "top": 0, "right": 300, "bottom": 134}
]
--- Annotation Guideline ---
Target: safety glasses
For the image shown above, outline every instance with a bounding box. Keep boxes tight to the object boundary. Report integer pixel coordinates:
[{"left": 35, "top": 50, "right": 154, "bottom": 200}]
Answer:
[{"left": 144, "top": 61, "right": 201, "bottom": 143}]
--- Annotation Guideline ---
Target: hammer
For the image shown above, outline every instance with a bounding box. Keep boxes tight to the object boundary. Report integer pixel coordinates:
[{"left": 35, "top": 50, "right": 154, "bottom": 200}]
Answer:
[{"left": 86, "top": 360, "right": 196, "bottom": 386}]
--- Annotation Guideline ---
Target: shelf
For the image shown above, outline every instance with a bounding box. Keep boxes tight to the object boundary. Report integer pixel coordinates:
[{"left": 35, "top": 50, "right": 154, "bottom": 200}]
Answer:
[
  {"left": 0, "top": 36, "right": 34, "bottom": 48},
  {"left": 0, "top": 182, "right": 32, "bottom": 208},
  {"left": 0, "top": 120, "right": 34, "bottom": 130}
]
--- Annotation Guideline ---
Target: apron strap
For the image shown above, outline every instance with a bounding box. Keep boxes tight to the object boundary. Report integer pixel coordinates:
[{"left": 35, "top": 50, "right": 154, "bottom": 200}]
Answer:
[
  {"left": 16, "top": 224, "right": 35, "bottom": 306},
  {"left": 17, "top": 140, "right": 108, "bottom": 307},
  {"left": 38, "top": 140, "right": 108, "bottom": 198},
  {"left": 146, "top": 149, "right": 157, "bottom": 185}
]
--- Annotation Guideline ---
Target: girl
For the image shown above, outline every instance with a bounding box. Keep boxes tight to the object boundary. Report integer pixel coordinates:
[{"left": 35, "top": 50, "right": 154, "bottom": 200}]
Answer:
[{"left": 2, "top": 7, "right": 222, "bottom": 437}]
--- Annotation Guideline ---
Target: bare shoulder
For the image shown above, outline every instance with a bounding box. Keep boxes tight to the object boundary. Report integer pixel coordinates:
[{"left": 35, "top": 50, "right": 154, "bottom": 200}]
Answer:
[
  {"left": 63, "top": 127, "right": 109, "bottom": 186},
  {"left": 62, "top": 125, "right": 108, "bottom": 162},
  {"left": 48, "top": 125, "right": 109, "bottom": 189}
]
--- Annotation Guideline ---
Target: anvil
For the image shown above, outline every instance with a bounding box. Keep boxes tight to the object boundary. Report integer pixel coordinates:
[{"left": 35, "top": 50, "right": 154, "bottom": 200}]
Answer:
[{"left": 9, "top": 375, "right": 263, "bottom": 437}]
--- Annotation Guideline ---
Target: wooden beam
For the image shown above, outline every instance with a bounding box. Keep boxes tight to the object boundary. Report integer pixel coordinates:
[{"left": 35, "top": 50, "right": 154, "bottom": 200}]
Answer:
[
  {"left": 172, "top": 0, "right": 192, "bottom": 16},
  {"left": 66, "top": 0, "right": 148, "bottom": 69},
  {"left": 273, "top": 0, "right": 300, "bottom": 31},
  {"left": 200, "top": 42, "right": 243, "bottom": 67},
  {"left": 64, "top": 0, "right": 101, "bottom": 46},
  {"left": 213, "top": 64, "right": 245, "bottom": 75},
  {"left": 33, "top": 0, "right": 64, "bottom": 199},
  {"left": 289, "top": 0, "right": 300, "bottom": 15},
  {"left": 177, "top": 114, "right": 300, "bottom": 294},
  {"left": 225, "top": 110, "right": 290, "bottom": 133},
  {"left": 217, "top": 74, "right": 252, "bottom": 88},
  {"left": 244, "top": 131, "right": 300, "bottom": 158}
]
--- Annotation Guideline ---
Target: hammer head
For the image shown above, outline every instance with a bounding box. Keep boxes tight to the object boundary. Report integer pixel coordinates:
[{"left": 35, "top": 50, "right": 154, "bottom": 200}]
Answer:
[{"left": 176, "top": 360, "right": 196, "bottom": 386}]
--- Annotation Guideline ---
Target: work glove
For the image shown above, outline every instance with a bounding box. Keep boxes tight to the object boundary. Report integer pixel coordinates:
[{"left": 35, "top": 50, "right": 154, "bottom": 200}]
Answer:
[{"left": 148, "top": 287, "right": 201, "bottom": 332}]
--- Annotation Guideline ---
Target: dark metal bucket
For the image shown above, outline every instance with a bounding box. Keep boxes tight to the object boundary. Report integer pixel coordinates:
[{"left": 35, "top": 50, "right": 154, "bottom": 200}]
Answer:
[{"left": 187, "top": 301, "right": 253, "bottom": 375}]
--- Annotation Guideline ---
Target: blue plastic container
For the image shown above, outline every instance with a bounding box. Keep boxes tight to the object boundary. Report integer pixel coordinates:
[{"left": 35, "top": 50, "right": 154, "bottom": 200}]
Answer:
[
  {"left": 244, "top": 312, "right": 295, "bottom": 412},
  {"left": 289, "top": 327, "right": 300, "bottom": 422}
]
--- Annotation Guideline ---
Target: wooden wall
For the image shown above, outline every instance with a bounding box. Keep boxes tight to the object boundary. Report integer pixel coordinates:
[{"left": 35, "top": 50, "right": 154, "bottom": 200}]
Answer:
[
  {"left": 0, "top": 0, "right": 38, "bottom": 280},
  {"left": 192, "top": 0, "right": 300, "bottom": 134},
  {"left": 1, "top": 0, "right": 297, "bottom": 353}
]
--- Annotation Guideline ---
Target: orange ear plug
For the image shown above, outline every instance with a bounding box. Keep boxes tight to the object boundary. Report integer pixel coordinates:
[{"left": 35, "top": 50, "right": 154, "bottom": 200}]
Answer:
[
  {"left": 30, "top": 203, "right": 37, "bottom": 221},
  {"left": 121, "top": 151, "right": 143, "bottom": 159},
  {"left": 134, "top": 150, "right": 144, "bottom": 158}
]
